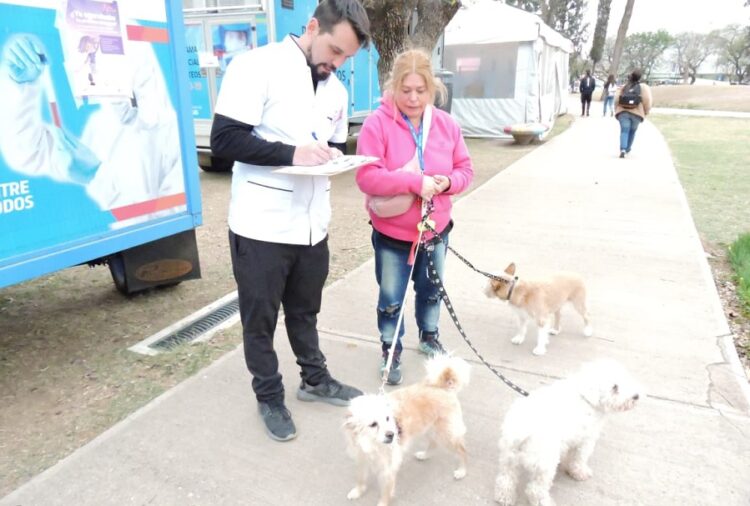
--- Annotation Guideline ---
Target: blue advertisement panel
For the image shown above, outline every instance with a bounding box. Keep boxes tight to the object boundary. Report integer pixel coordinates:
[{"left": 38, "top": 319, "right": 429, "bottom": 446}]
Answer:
[
  {"left": 184, "top": 23, "right": 211, "bottom": 120},
  {"left": 0, "top": 1, "right": 195, "bottom": 273},
  {"left": 211, "top": 18, "right": 268, "bottom": 93},
  {"left": 273, "top": 0, "right": 317, "bottom": 38}
]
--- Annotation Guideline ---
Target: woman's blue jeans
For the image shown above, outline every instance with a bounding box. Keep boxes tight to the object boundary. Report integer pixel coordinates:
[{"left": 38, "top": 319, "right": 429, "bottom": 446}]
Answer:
[
  {"left": 603, "top": 96, "right": 614, "bottom": 116},
  {"left": 372, "top": 230, "right": 447, "bottom": 353},
  {"left": 617, "top": 112, "right": 642, "bottom": 152}
]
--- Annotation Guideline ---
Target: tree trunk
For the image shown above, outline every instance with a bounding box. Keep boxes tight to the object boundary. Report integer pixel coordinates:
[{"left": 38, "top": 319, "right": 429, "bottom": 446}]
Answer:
[
  {"left": 363, "top": 0, "right": 459, "bottom": 89},
  {"left": 610, "top": 0, "right": 635, "bottom": 77},
  {"left": 589, "top": 0, "right": 612, "bottom": 71}
]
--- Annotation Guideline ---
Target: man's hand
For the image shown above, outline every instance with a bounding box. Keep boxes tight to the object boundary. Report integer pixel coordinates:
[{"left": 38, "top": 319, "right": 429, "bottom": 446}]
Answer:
[
  {"left": 293, "top": 142, "right": 336, "bottom": 166},
  {"left": 2, "top": 35, "right": 45, "bottom": 84}
]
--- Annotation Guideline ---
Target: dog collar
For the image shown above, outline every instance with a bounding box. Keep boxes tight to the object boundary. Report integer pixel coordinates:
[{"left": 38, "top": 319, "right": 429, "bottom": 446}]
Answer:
[{"left": 506, "top": 276, "right": 518, "bottom": 301}]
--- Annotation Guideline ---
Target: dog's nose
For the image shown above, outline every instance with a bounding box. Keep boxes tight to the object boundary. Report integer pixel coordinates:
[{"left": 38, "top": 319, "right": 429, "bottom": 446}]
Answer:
[
  {"left": 384, "top": 431, "right": 394, "bottom": 443},
  {"left": 632, "top": 394, "right": 639, "bottom": 401}
]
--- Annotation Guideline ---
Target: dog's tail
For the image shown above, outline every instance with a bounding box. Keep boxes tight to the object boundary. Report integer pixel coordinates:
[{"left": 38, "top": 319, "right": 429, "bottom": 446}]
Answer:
[{"left": 423, "top": 354, "right": 471, "bottom": 392}]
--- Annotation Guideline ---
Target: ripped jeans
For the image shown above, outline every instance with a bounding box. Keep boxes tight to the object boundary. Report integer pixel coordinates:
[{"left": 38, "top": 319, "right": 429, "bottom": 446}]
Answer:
[{"left": 372, "top": 229, "right": 447, "bottom": 354}]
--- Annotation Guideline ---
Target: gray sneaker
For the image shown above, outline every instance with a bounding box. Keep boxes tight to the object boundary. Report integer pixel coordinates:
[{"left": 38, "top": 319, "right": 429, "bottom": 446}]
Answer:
[
  {"left": 296, "top": 377, "right": 363, "bottom": 406},
  {"left": 380, "top": 351, "right": 402, "bottom": 385},
  {"left": 257, "top": 400, "right": 296, "bottom": 442},
  {"left": 418, "top": 333, "right": 445, "bottom": 357}
]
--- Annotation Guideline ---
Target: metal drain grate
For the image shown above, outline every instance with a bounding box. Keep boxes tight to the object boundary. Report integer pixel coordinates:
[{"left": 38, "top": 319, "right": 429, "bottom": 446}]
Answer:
[
  {"left": 128, "top": 291, "right": 241, "bottom": 356},
  {"left": 151, "top": 299, "right": 240, "bottom": 351}
]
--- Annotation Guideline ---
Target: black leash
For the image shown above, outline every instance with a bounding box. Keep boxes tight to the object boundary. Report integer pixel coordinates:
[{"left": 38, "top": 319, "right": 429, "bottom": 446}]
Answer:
[{"left": 419, "top": 217, "right": 529, "bottom": 397}]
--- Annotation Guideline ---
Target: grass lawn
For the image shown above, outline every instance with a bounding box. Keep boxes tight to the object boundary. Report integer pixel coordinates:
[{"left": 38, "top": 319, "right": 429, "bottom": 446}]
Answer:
[
  {"left": 650, "top": 85, "right": 750, "bottom": 112},
  {"left": 729, "top": 234, "right": 750, "bottom": 309},
  {"left": 650, "top": 116, "right": 750, "bottom": 246}
]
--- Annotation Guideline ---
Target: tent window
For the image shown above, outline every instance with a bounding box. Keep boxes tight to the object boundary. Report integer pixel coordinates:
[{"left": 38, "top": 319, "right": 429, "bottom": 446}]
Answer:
[{"left": 445, "top": 42, "right": 518, "bottom": 99}]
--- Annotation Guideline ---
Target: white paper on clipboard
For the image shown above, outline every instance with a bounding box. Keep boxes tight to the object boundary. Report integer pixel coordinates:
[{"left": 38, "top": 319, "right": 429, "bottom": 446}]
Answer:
[{"left": 273, "top": 155, "right": 379, "bottom": 177}]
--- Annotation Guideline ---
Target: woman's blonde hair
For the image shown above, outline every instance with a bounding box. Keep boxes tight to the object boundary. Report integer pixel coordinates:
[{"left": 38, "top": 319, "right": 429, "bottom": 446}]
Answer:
[{"left": 384, "top": 48, "right": 447, "bottom": 107}]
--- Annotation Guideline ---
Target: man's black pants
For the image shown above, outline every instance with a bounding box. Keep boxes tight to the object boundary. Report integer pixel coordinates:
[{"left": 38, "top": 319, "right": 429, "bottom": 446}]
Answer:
[
  {"left": 581, "top": 92, "right": 593, "bottom": 114},
  {"left": 229, "top": 230, "right": 330, "bottom": 402}
]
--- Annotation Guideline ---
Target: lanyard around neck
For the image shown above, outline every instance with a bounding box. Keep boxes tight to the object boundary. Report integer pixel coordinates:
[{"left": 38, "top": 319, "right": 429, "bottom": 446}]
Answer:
[{"left": 401, "top": 112, "right": 424, "bottom": 172}]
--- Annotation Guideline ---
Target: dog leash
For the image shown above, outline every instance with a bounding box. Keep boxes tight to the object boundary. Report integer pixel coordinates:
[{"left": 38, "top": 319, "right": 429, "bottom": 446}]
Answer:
[
  {"left": 420, "top": 217, "right": 529, "bottom": 397},
  {"left": 378, "top": 200, "right": 431, "bottom": 393},
  {"left": 421, "top": 220, "right": 517, "bottom": 289}
]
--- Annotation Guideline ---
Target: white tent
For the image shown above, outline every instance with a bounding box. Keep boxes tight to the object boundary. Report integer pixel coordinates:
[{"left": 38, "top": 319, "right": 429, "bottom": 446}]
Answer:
[{"left": 443, "top": 0, "right": 573, "bottom": 138}]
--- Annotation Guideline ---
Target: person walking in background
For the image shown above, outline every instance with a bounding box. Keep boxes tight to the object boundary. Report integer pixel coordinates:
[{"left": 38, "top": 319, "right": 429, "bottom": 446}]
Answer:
[
  {"left": 615, "top": 68, "right": 652, "bottom": 158},
  {"left": 579, "top": 69, "right": 596, "bottom": 116},
  {"left": 210, "top": 0, "right": 371, "bottom": 442},
  {"left": 355, "top": 49, "right": 474, "bottom": 386},
  {"left": 602, "top": 74, "right": 616, "bottom": 117}
]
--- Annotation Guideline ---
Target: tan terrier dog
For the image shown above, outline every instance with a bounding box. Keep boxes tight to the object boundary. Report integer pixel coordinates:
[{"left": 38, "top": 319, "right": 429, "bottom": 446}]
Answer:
[{"left": 484, "top": 262, "right": 592, "bottom": 355}]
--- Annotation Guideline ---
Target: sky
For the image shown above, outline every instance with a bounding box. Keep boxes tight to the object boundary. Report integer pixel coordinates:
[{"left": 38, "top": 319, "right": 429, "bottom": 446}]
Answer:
[{"left": 592, "top": 0, "right": 750, "bottom": 36}]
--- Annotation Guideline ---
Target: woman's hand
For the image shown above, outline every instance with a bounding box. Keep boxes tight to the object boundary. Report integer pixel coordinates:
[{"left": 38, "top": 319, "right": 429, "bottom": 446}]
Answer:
[
  {"left": 420, "top": 175, "right": 440, "bottom": 201},
  {"left": 433, "top": 175, "right": 451, "bottom": 194}
]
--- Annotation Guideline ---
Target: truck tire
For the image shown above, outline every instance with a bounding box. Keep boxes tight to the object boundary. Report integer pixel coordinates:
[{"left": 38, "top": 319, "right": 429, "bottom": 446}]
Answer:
[
  {"left": 108, "top": 254, "right": 129, "bottom": 295},
  {"left": 200, "top": 155, "right": 233, "bottom": 172}
]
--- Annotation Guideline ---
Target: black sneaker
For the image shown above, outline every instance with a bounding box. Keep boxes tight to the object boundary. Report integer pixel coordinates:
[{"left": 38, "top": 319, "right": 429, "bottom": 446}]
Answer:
[
  {"left": 296, "top": 377, "right": 363, "bottom": 406},
  {"left": 619, "top": 150, "right": 626, "bottom": 158},
  {"left": 380, "top": 351, "right": 402, "bottom": 385},
  {"left": 418, "top": 333, "right": 446, "bottom": 357},
  {"left": 257, "top": 400, "right": 296, "bottom": 442}
]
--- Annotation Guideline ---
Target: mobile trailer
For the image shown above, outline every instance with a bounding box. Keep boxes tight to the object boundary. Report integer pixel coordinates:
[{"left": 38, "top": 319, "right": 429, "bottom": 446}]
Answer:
[
  {"left": 181, "top": 0, "right": 381, "bottom": 171},
  {"left": 0, "top": 0, "right": 203, "bottom": 294}
]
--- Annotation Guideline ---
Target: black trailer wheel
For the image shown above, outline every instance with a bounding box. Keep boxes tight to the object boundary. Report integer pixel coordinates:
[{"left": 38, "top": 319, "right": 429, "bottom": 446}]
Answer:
[{"left": 108, "top": 254, "right": 129, "bottom": 295}]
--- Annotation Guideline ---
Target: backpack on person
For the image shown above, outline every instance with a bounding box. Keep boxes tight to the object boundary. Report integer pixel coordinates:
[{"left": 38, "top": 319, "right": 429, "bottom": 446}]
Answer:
[{"left": 619, "top": 83, "right": 641, "bottom": 108}]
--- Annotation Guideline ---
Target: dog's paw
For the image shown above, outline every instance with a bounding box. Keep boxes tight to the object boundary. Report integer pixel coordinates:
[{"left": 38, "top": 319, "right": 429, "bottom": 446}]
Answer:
[
  {"left": 532, "top": 346, "right": 547, "bottom": 356},
  {"left": 511, "top": 334, "right": 525, "bottom": 345},
  {"left": 453, "top": 467, "right": 467, "bottom": 480},
  {"left": 414, "top": 450, "right": 429, "bottom": 461},
  {"left": 347, "top": 486, "right": 365, "bottom": 500},
  {"left": 566, "top": 465, "right": 593, "bottom": 481},
  {"left": 583, "top": 325, "right": 593, "bottom": 337},
  {"left": 548, "top": 328, "right": 560, "bottom": 335}
]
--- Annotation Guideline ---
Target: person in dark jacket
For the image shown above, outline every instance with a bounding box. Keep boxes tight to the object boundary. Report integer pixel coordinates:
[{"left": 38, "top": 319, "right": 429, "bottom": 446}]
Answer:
[{"left": 579, "top": 69, "right": 596, "bottom": 116}]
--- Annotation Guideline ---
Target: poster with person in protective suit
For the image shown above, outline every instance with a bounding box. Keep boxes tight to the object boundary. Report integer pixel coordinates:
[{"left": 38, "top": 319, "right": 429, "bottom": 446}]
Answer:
[{"left": 0, "top": 0, "right": 188, "bottom": 263}]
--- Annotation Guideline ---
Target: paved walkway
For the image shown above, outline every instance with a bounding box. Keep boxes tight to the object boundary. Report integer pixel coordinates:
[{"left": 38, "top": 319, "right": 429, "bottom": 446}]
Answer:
[{"left": 3, "top": 113, "right": 750, "bottom": 506}]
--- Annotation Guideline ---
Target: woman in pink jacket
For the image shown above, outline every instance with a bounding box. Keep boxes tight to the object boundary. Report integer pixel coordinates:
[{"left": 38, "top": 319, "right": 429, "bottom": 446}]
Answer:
[{"left": 355, "top": 49, "right": 473, "bottom": 385}]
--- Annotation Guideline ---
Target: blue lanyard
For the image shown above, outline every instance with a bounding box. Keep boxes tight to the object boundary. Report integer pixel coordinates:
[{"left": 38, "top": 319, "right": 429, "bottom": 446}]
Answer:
[{"left": 401, "top": 112, "right": 424, "bottom": 172}]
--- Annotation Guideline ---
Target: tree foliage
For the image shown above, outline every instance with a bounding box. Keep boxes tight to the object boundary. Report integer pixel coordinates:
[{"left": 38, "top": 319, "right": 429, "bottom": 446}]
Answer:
[
  {"left": 620, "top": 30, "right": 672, "bottom": 79},
  {"left": 506, "top": 0, "right": 590, "bottom": 54},
  {"left": 671, "top": 32, "right": 719, "bottom": 83},
  {"left": 716, "top": 24, "right": 750, "bottom": 83},
  {"left": 361, "top": 0, "right": 459, "bottom": 87},
  {"left": 589, "top": 0, "right": 612, "bottom": 68}
]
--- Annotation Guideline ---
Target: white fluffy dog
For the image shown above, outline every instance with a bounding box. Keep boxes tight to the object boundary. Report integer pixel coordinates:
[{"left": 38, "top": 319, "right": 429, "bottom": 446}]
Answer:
[
  {"left": 344, "top": 354, "right": 471, "bottom": 506},
  {"left": 494, "top": 359, "right": 641, "bottom": 506}
]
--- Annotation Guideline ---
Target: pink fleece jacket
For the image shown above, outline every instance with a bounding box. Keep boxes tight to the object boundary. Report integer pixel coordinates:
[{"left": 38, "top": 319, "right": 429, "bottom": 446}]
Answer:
[{"left": 355, "top": 98, "right": 473, "bottom": 242}]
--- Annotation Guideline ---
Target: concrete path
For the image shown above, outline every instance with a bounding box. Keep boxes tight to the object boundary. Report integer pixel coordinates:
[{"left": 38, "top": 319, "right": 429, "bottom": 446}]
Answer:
[{"left": 3, "top": 114, "right": 750, "bottom": 506}]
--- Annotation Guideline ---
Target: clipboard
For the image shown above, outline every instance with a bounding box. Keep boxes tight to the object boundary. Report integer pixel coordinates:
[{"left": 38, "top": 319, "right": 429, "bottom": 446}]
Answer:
[{"left": 273, "top": 155, "right": 379, "bottom": 176}]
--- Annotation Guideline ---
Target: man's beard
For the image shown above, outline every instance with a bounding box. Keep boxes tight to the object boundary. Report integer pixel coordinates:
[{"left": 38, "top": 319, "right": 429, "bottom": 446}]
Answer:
[
  {"left": 306, "top": 51, "right": 334, "bottom": 80},
  {"left": 313, "top": 63, "right": 333, "bottom": 80}
]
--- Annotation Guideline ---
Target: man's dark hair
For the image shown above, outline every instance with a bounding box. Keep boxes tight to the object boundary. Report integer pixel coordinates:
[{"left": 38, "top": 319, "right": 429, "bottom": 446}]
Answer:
[
  {"left": 314, "top": 0, "right": 371, "bottom": 48},
  {"left": 630, "top": 69, "right": 642, "bottom": 83}
]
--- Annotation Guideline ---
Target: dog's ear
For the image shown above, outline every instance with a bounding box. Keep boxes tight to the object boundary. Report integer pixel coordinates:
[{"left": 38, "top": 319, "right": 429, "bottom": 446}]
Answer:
[
  {"left": 343, "top": 413, "right": 360, "bottom": 434},
  {"left": 504, "top": 263, "right": 516, "bottom": 275}
]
